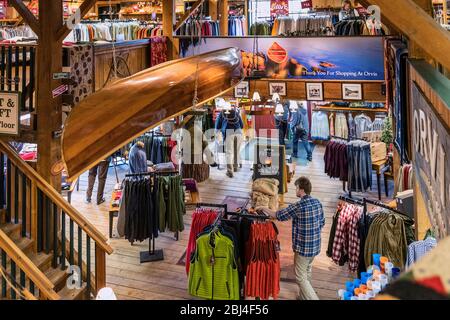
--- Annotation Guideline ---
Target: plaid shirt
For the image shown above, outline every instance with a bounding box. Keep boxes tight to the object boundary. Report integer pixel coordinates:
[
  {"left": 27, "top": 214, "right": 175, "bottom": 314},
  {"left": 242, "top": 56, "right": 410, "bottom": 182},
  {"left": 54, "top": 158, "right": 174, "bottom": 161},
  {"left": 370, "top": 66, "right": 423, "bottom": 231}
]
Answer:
[
  {"left": 331, "top": 204, "right": 362, "bottom": 272},
  {"left": 276, "top": 195, "right": 325, "bottom": 257}
]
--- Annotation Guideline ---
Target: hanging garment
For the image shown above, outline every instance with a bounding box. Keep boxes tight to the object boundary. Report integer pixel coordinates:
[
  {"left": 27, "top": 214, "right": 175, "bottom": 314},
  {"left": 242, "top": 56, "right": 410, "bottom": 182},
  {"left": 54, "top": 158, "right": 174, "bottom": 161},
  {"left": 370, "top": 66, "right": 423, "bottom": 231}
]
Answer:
[
  {"left": 244, "top": 222, "right": 280, "bottom": 300},
  {"left": 354, "top": 114, "right": 373, "bottom": 139},
  {"left": 311, "top": 111, "right": 330, "bottom": 140},
  {"left": 188, "top": 229, "right": 240, "bottom": 300},
  {"left": 364, "top": 211, "right": 415, "bottom": 269},
  {"left": 406, "top": 237, "right": 437, "bottom": 268},
  {"left": 155, "top": 175, "right": 185, "bottom": 233},
  {"left": 324, "top": 139, "right": 348, "bottom": 181},
  {"left": 347, "top": 140, "right": 372, "bottom": 192},
  {"left": 335, "top": 113, "right": 349, "bottom": 139},
  {"left": 186, "top": 209, "right": 220, "bottom": 274},
  {"left": 331, "top": 203, "right": 363, "bottom": 272}
]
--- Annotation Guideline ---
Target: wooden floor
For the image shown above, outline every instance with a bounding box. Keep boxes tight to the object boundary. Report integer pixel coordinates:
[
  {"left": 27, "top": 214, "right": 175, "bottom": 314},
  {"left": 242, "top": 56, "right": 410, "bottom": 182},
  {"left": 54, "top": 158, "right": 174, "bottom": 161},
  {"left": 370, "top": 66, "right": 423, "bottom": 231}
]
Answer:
[{"left": 69, "top": 145, "right": 394, "bottom": 300}]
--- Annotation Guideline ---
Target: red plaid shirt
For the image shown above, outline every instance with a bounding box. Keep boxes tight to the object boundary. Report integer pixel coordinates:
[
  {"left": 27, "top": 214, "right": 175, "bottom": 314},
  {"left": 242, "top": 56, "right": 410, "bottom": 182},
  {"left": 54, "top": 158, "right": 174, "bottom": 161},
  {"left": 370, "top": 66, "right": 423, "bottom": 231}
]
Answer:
[{"left": 331, "top": 204, "right": 362, "bottom": 272}]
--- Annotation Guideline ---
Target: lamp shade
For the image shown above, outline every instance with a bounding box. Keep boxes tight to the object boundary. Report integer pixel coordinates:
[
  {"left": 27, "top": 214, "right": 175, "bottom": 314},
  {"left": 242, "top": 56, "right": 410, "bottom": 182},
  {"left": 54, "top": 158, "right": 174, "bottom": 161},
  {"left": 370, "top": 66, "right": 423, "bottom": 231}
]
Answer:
[
  {"left": 289, "top": 100, "right": 298, "bottom": 111},
  {"left": 272, "top": 93, "right": 280, "bottom": 102},
  {"left": 275, "top": 103, "right": 284, "bottom": 115},
  {"left": 252, "top": 91, "right": 261, "bottom": 102}
]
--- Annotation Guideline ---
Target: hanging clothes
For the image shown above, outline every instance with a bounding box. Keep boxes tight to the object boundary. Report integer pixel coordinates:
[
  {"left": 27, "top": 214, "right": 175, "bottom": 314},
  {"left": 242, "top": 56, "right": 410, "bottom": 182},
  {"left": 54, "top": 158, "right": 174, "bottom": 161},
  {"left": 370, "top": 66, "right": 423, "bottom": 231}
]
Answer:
[
  {"left": 155, "top": 175, "right": 185, "bottom": 233},
  {"left": 311, "top": 111, "right": 330, "bottom": 141},
  {"left": 334, "top": 113, "right": 349, "bottom": 139},
  {"left": 364, "top": 211, "right": 415, "bottom": 269},
  {"left": 186, "top": 208, "right": 221, "bottom": 274},
  {"left": 406, "top": 237, "right": 437, "bottom": 269},
  {"left": 347, "top": 140, "right": 372, "bottom": 192},
  {"left": 244, "top": 221, "right": 280, "bottom": 300},
  {"left": 396, "top": 164, "right": 414, "bottom": 193},
  {"left": 330, "top": 203, "right": 363, "bottom": 272},
  {"left": 176, "top": 18, "right": 220, "bottom": 36},
  {"left": 228, "top": 16, "right": 246, "bottom": 36},
  {"left": 324, "top": 138, "right": 349, "bottom": 182},
  {"left": 354, "top": 114, "right": 373, "bottom": 139},
  {"left": 271, "top": 14, "right": 336, "bottom": 36},
  {"left": 123, "top": 178, "right": 158, "bottom": 243},
  {"left": 151, "top": 36, "right": 168, "bottom": 67},
  {"left": 188, "top": 226, "right": 240, "bottom": 300}
]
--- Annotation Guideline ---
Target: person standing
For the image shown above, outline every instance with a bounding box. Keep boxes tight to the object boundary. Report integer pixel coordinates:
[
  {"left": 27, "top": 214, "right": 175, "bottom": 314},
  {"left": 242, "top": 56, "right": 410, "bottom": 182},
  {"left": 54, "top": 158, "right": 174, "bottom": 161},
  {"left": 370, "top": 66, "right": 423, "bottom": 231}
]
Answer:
[
  {"left": 128, "top": 141, "right": 149, "bottom": 174},
  {"left": 86, "top": 157, "right": 111, "bottom": 205},
  {"left": 274, "top": 103, "right": 290, "bottom": 146},
  {"left": 258, "top": 177, "right": 325, "bottom": 300},
  {"left": 215, "top": 108, "right": 244, "bottom": 178},
  {"left": 290, "top": 105, "right": 312, "bottom": 161},
  {"left": 339, "top": 0, "right": 360, "bottom": 21}
]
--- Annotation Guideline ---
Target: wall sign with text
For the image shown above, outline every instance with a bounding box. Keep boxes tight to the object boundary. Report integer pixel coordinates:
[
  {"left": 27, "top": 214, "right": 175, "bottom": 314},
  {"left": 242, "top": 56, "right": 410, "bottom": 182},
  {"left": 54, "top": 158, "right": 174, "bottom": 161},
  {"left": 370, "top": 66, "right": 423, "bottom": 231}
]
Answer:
[
  {"left": 181, "top": 37, "right": 385, "bottom": 81},
  {"left": 270, "top": 0, "right": 289, "bottom": 17},
  {"left": 412, "top": 83, "right": 450, "bottom": 239},
  {"left": 0, "top": 92, "right": 20, "bottom": 136}
]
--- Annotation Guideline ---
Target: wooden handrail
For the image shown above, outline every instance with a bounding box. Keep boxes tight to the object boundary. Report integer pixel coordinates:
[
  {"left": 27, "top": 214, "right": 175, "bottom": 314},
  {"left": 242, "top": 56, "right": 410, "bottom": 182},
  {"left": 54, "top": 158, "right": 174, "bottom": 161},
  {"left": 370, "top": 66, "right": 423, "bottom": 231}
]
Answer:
[
  {"left": 0, "top": 229, "right": 59, "bottom": 300},
  {"left": 0, "top": 140, "right": 113, "bottom": 255}
]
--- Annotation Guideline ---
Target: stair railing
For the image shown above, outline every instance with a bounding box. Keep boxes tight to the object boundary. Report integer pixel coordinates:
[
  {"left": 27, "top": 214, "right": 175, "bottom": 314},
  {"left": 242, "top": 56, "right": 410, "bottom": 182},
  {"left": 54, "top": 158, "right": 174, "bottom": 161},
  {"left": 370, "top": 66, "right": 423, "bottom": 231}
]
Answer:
[{"left": 0, "top": 140, "right": 113, "bottom": 298}]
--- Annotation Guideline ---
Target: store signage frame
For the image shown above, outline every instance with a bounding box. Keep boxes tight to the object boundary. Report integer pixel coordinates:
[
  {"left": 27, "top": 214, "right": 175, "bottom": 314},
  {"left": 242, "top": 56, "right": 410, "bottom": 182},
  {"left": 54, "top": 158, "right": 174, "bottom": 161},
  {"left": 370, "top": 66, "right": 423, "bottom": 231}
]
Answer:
[
  {"left": 411, "top": 82, "right": 450, "bottom": 238},
  {"left": 0, "top": 91, "right": 21, "bottom": 136}
]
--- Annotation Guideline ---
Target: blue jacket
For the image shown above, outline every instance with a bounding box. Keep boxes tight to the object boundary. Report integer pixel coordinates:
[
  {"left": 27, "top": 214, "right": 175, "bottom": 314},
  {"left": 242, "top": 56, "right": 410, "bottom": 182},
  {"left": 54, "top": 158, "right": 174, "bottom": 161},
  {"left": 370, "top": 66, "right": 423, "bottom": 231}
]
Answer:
[
  {"left": 215, "top": 109, "right": 244, "bottom": 139},
  {"left": 289, "top": 107, "right": 309, "bottom": 133},
  {"left": 129, "top": 144, "right": 147, "bottom": 174}
]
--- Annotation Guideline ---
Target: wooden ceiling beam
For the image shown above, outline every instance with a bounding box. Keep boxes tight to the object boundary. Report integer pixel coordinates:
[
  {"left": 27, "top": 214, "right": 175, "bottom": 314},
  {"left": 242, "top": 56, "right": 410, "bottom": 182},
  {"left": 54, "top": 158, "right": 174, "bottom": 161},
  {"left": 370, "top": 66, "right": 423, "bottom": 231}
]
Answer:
[
  {"left": 363, "top": 0, "right": 450, "bottom": 72},
  {"left": 173, "top": 0, "right": 205, "bottom": 33},
  {"left": 9, "top": 0, "right": 40, "bottom": 36},
  {"left": 56, "top": 0, "right": 98, "bottom": 42}
]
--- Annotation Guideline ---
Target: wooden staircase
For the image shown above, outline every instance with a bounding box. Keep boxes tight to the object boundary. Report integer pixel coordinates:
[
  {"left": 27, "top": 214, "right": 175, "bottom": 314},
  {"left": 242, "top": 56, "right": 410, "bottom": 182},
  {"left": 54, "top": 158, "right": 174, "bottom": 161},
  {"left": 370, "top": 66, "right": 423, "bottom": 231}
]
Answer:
[{"left": 0, "top": 141, "right": 113, "bottom": 300}]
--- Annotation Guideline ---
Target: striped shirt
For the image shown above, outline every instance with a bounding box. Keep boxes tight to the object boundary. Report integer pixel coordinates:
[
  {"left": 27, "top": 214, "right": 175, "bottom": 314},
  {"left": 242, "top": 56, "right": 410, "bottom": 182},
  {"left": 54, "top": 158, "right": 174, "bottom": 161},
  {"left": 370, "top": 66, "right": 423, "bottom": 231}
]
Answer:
[{"left": 276, "top": 195, "right": 325, "bottom": 257}]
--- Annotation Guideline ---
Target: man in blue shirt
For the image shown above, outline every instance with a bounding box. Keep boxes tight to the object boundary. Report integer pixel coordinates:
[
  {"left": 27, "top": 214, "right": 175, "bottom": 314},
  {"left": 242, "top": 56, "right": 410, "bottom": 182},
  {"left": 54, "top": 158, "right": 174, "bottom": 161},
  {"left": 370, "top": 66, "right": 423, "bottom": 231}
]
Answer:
[
  {"left": 258, "top": 176, "right": 325, "bottom": 300},
  {"left": 128, "top": 141, "right": 148, "bottom": 174},
  {"left": 290, "top": 106, "right": 312, "bottom": 161},
  {"left": 215, "top": 108, "right": 244, "bottom": 178}
]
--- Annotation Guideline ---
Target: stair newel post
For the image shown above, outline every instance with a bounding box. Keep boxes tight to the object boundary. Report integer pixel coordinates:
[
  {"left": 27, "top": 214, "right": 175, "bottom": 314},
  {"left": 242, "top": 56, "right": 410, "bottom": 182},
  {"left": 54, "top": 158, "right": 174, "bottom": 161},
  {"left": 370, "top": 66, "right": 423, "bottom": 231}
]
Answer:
[{"left": 95, "top": 243, "right": 106, "bottom": 294}]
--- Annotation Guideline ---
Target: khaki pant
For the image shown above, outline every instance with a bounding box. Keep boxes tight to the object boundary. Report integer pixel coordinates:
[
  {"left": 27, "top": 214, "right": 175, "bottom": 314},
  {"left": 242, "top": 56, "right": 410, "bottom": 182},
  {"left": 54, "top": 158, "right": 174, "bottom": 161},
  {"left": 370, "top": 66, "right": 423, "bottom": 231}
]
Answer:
[
  {"left": 86, "top": 160, "right": 109, "bottom": 203},
  {"left": 294, "top": 253, "right": 319, "bottom": 300},
  {"left": 225, "top": 133, "right": 243, "bottom": 174}
]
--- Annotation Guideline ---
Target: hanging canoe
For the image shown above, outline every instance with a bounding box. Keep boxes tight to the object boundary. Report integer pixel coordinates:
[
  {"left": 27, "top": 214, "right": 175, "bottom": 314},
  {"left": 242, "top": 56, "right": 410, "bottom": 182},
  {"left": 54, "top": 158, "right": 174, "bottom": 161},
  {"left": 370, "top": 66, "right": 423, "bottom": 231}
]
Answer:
[{"left": 61, "top": 47, "right": 242, "bottom": 179}]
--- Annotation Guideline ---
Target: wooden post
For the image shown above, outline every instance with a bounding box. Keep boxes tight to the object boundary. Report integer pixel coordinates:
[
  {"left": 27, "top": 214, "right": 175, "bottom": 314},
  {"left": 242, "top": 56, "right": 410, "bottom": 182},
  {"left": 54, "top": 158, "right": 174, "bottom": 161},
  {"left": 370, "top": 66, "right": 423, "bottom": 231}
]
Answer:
[
  {"left": 36, "top": 0, "right": 63, "bottom": 190},
  {"left": 219, "top": 0, "right": 228, "bottom": 35},
  {"left": 209, "top": 0, "right": 218, "bottom": 20},
  {"left": 163, "top": 0, "right": 179, "bottom": 60},
  {"left": 95, "top": 243, "right": 106, "bottom": 293}
]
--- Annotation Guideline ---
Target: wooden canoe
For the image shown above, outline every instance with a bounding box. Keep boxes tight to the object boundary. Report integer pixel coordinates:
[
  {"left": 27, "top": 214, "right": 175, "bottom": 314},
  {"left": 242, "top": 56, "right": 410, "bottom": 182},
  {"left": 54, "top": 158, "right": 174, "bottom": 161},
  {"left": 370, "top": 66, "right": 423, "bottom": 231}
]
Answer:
[{"left": 61, "top": 47, "right": 242, "bottom": 179}]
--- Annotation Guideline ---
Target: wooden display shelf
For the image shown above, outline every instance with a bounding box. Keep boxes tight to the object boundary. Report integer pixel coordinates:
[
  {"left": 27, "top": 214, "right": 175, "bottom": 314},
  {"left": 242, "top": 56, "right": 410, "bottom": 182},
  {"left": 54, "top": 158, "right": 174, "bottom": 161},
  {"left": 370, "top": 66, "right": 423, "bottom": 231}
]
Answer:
[{"left": 313, "top": 106, "right": 388, "bottom": 112}]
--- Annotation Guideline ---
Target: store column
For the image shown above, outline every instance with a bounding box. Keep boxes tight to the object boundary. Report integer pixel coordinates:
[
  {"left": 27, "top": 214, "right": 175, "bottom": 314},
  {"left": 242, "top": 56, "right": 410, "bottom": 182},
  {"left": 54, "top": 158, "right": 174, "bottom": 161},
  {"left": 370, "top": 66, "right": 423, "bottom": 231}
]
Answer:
[
  {"left": 219, "top": 0, "right": 228, "bottom": 36},
  {"left": 163, "top": 0, "right": 179, "bottom": 60},
  {"left": 36, "top": 0, "right": 64, "bottom": 189}
]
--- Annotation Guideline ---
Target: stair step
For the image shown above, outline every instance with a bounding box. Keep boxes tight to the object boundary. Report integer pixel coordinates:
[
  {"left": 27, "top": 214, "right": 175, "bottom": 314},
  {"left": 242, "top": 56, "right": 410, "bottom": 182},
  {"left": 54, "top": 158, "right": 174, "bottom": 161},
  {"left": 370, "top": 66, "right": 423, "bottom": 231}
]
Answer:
[
  {"left": 28, "top": 252, "right": 53, "bottom": 272},
  {"left": 14, "top": 237, "right": 34, "bottom": 255},
  {"left": 57, "top": 283, "right": 87, "bottom": 300},
  {"left": 0, "top": 222, "right": 21, "bottom": 238},
  {"left": 44, "top": 268, "right": 69, "bottom": 292}
]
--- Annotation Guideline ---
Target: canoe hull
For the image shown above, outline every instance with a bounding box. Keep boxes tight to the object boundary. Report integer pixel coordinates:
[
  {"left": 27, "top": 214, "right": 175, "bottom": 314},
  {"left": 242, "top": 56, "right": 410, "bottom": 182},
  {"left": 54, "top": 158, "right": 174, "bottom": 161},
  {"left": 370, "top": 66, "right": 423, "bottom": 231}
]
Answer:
[{"left": 61, "top": 47, "right": 242, "bottom": 179}]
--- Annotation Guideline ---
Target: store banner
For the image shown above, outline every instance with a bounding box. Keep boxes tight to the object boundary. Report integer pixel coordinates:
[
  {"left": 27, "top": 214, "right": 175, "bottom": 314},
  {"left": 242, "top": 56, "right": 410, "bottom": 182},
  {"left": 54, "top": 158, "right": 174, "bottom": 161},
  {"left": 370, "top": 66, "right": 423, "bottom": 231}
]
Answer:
[
  {"left": 301, "top": 0, "right": 313, "bottom": 9},
  {"left": 270, "top": 0, "right": 289, "bottom": 17},
  {"left": 180, "top": 37, "right": 385, "bottom": 81},
  {"left": 0, "top": 92, "right": 20, "bottom": 136},
  {"left": 412, "top": 83, "right": 450, "bottom": 238}
]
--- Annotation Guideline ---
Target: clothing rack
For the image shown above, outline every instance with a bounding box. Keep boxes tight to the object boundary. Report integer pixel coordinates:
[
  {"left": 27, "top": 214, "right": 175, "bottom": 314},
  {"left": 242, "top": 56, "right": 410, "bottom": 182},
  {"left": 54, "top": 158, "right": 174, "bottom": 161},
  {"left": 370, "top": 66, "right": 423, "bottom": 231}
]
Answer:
[
  {"left": 339, "top": 195, "right": 367, "bottom": 226},
  {"left": 363, "top": 198, "right": 410, "bottom": 218},
  {"left": 125, "top": 170, "right": 180, "bottom": 263}
]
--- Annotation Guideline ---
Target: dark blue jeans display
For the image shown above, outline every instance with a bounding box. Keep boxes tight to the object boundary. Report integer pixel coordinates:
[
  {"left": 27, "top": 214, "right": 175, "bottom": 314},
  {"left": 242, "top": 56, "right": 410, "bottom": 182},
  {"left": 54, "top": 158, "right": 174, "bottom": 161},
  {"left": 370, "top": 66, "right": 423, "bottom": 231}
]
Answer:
[
  {"left": 347, "top": 143, "right": 372, "bottom": 192},
  {"left": 292, "top": 131, "right": 312, "bottom": 160}
]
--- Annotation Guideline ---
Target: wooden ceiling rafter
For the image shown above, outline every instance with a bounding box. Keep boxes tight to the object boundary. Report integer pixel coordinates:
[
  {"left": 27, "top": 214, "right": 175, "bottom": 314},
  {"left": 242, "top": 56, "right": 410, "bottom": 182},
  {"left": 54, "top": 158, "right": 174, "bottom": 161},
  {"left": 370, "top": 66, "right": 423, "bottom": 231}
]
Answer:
[
  {"left": 363, "top": 0, "right": 450, "bottom": 72},
  {"left": 173, "top": 0, "right": 205, "bottom": 33},
  {"left": 9, "top": 0, "right": 40, "bottom": 35},
  {"left": 56, "top": 0, "right": 99, "bottom": 42}
]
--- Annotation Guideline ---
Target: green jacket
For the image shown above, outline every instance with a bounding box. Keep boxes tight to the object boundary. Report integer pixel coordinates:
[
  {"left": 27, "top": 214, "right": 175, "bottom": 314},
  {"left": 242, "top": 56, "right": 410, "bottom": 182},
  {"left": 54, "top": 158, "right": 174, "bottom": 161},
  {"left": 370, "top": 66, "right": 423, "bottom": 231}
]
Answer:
[{"left": 189, "top": 231, "right": 240, "bottom": 300}]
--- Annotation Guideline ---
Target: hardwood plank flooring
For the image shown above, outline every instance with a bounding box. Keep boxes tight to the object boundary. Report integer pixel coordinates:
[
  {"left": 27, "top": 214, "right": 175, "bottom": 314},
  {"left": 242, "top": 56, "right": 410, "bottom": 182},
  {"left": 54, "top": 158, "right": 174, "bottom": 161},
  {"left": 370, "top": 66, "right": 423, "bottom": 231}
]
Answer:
[{"left": 69, "top": 145, "right": 394, "bottom": 300}]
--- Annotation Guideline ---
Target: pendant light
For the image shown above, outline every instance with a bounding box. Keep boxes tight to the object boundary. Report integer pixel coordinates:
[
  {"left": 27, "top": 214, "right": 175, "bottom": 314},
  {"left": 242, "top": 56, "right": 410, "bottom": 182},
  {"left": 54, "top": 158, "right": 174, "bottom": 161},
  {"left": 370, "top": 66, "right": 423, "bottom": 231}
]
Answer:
[
  {"left": 252, "top": 91, "right": 261, "bottom": 102},
  {"left": 272, "top": 92, "right": 280, "bottom": 103},
  {"left": 289, "top": 100, "right": 298, "bottom": 112},
  {"left": 275, "top": 102, "right": 284, "bottom": 116},
  {"left": 223, "top": 101, "right": 232, "bottom": 114}
]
